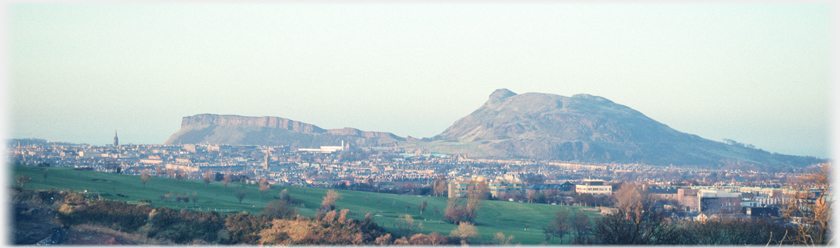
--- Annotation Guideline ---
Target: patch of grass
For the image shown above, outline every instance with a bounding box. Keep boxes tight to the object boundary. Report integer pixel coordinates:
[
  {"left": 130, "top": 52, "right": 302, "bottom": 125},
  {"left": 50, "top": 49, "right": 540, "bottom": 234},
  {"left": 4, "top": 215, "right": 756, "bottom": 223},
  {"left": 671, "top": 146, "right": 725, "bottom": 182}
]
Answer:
[{"left": 13, "top": 164, "right": 598, "bottom": 244}]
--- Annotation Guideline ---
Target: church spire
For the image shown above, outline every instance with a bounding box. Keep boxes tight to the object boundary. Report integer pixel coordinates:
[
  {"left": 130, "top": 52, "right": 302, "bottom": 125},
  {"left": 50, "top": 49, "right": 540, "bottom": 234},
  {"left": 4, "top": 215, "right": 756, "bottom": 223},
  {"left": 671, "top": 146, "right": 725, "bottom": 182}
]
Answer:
[{"left": 114, "top": 130, "right": 119, "bottom": 146}]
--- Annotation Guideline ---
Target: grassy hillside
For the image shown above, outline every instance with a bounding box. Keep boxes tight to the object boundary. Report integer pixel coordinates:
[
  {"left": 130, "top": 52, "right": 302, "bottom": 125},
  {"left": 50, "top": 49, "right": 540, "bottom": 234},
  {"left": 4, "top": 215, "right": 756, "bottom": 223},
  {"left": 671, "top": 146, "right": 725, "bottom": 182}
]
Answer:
[{"left": 12, "top": 164, "right": 600, "bottom": 244}]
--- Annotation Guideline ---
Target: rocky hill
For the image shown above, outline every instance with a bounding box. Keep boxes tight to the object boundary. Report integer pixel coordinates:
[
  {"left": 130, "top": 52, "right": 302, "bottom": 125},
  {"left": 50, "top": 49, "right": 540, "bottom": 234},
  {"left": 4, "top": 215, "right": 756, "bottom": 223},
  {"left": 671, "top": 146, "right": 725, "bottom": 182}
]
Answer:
[
  {"left": 427, "top": 89, "right": 823, "bottom": 167},
  {"left": 163, "top": 91, "right": 824, "bottom": 167},
  {"left": 163, "top": 114, "right": 405, "bottom": 148}
]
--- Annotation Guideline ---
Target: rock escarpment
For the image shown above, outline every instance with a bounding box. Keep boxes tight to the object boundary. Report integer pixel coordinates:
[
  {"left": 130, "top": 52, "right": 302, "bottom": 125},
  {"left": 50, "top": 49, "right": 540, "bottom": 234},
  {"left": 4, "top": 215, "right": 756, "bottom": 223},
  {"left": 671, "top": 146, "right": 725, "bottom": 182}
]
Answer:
[{"left": 164, "top": 114, "right": 404, "bottom": 148}]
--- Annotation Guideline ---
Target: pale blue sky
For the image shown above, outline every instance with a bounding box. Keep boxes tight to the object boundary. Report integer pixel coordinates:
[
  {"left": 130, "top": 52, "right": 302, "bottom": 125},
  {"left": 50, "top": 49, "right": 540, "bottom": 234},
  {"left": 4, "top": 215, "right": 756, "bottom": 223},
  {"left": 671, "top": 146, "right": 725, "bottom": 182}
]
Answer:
[{"left": 6, "top": 3, "right": 833, "bottom": 158}]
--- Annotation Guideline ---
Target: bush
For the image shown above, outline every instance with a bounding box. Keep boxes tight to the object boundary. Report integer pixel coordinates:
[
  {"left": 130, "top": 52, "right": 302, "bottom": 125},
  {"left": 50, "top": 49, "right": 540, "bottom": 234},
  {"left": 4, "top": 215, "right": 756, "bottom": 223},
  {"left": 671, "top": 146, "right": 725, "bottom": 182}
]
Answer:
[{"left": 57, "top": 200, "right": 153, "bottom": 232}]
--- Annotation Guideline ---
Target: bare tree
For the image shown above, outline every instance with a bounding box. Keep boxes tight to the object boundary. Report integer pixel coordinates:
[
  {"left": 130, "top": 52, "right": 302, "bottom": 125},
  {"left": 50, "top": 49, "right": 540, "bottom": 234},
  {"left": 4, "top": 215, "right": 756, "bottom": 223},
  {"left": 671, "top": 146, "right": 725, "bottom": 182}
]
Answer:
[
  {"left": 526, "top": 190, "right": 538, "bottom": 203},
  {"left": 781, "top": 162, "right": 833, "bottom": 245},
  {"left": 222, "top": 173, "right": 232, "bottom": 190},
  {"left": 15, "top": 175, "right": 31, "bottom": 189},
  {"left": 433, "top": 177, "right": 448, "bottom": 197},
  {"left": 320, "top": 189, "right": 342, "bottom": 212},
  {"left": 394, "top": 214, "right": 417, "bottom": 237},
  {"left": 543, "top": 208, "right": 571, "bottom": 243},
  {"left": 493, "top": 232, "right": 515, "bottom": 245},
  {"left": 375, "top": 234, "right": 393, "bottom": 245},
  {"left": 449, "top": 222, "right": 479, "bottom": 244},
  {"left": 614, "top": 182, "right": 658, "bottom": 225},
  {"left": 141, "top": 170, "right": 151, "bottom": 188},
  {"left": 191, "top": 191, "right": 198, "bottom": 207},
  {"left": 203, "top": 170, "right": 213, "bottom": 188},
  {"left": 259, "top": 178, "right": 270, "bottom": 199},
  {"left": 42, "top": 168, "right": 48, "bottom": 183},
  {"left": 175, "top": 169, "right": 185, "bottom": 183},
  {"left": 419, "top": 200, "right": 428, "bottom": 215},
  {"left": 570, "top": 209, "right": 592, "bottom": 244},
  {"left": 591, "top": 182, "right": 665, "bottom": 245}
]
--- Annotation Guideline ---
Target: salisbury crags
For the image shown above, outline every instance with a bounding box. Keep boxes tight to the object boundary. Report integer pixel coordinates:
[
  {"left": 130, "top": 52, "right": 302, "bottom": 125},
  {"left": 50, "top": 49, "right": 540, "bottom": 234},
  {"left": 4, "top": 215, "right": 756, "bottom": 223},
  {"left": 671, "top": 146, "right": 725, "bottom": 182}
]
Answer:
[{"left": 164, "top": 114, "right": 404, "bottom": 148}]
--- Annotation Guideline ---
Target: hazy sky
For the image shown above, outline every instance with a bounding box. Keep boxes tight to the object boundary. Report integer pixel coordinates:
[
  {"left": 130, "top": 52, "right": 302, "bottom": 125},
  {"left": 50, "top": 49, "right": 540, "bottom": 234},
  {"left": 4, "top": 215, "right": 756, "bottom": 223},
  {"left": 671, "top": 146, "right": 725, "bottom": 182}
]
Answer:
[{"left": 6, "top": 3, "right": 833, "bottom": 158}]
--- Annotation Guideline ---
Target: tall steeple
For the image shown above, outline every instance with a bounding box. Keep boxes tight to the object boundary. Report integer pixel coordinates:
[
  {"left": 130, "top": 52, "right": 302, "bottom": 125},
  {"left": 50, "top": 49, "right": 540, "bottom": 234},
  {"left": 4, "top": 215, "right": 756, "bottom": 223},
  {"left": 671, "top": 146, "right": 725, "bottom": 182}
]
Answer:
[{"left": 114, "top": 130, "right": 119, "bottom": 146}]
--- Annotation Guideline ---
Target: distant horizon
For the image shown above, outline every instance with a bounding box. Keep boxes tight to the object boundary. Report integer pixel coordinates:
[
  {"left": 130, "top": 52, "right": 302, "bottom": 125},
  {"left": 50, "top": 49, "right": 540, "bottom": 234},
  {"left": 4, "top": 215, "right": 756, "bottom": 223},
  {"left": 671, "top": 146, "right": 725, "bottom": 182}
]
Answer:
[{"left": 7, "top": 3, "right": 831, "bottom": 158}]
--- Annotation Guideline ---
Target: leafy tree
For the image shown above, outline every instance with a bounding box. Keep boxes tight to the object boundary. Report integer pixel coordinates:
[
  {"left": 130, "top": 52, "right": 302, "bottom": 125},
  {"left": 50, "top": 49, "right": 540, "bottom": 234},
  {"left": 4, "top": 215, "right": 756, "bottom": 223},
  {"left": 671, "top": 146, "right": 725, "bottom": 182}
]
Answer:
[
  {"left": 235, "top": 185, "right": 248, "bottom": 204},
  {"left": 141, "top": 170, "right": 151, "bottom": 188},
  {"left": 278, "top": 188, "right": 292, "bottom": 202}
]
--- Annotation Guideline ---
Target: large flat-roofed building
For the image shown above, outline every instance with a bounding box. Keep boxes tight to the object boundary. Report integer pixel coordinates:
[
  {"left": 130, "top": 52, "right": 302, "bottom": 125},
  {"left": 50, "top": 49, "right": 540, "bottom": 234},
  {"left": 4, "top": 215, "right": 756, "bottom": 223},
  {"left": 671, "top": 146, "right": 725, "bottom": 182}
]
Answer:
[
  {"left": 698, "top": 189, "right": 741, "bottom": 214},
  {"left": 298, "top": 141, "right": 346, "bottom": 154},
  {"left": 575, "top": 179, "right": 612, "bottom": 195},
  {"left": 448, "top": 177, "right": 488, "bottom": 198},
  {"left": 488, "top": 179, "right": 524, "bottom": 198}
]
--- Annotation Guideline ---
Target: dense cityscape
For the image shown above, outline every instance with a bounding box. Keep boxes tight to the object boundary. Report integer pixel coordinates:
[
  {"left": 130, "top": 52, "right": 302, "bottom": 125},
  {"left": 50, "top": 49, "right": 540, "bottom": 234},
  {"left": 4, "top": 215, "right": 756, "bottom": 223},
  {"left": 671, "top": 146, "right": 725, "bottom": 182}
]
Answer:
[{"left": 8, "top": 135, "right": 820, "bottom": 220}]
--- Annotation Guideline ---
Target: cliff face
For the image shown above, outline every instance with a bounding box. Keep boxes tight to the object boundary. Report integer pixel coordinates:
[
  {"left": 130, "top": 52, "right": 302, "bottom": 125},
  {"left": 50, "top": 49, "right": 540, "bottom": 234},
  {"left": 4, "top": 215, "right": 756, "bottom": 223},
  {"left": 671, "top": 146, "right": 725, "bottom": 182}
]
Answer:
[
  {"left": 164, "top": 114, "right": 404, "bottom": 147},
  {"left": 180, "top": 114, "right": 325, "bottom": 133}
]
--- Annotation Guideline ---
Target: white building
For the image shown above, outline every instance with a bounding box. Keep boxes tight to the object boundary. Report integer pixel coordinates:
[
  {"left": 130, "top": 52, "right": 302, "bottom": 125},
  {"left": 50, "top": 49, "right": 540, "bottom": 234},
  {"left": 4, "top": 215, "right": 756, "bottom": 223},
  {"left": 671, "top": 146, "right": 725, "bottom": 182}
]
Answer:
[{"left": 575, "top": 179, "right": 613, "bottom": 195}]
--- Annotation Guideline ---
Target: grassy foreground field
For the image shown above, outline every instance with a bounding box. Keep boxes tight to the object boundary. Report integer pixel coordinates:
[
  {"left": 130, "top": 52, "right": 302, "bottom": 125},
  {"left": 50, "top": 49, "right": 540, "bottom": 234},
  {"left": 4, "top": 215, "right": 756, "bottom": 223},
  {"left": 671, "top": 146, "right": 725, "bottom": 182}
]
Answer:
[{"left": 12, "top": 164, "right": 601, "bottom": 244}]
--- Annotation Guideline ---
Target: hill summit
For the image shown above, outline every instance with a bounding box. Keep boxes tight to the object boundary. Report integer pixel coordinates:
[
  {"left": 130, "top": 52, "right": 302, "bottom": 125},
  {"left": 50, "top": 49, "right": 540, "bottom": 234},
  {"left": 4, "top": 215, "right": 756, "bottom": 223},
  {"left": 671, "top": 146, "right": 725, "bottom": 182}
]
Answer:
[
  {"left": 162, "top": 90, "right": 823, "bottom": 167},
  {"left": 428, "top": 89, "right": 822, "bottom": 167}
]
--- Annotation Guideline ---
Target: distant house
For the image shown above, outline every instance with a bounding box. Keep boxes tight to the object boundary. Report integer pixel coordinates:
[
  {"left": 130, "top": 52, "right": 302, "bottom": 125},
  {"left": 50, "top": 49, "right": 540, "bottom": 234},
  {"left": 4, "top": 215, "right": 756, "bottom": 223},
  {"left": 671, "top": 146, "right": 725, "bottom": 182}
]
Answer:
[{"left": 377, "top": 181, "right": 396, "bottom": 190}]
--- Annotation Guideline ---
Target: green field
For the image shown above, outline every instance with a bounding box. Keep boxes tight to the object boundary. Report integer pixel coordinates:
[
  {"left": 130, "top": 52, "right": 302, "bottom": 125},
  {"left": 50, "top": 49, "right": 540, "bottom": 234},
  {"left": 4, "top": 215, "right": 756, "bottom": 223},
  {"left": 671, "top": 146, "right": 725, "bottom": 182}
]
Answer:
[{"left": 12, "top": 164, "right": 600, "bottom": 244}]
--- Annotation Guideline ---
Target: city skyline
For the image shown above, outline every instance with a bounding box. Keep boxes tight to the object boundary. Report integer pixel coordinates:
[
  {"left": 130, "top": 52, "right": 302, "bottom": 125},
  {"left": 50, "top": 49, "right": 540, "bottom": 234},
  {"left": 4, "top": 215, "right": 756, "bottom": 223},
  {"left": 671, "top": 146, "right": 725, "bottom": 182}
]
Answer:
[{"left": 7, "top": 3, "right": 832, "bottom": 158}]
